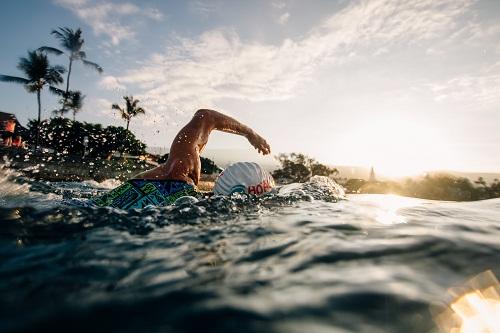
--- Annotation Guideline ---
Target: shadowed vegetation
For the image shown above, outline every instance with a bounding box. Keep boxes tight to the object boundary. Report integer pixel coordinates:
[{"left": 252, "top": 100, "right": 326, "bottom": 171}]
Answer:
[
  {"left": 51, "top": 89, "right": 85, "bottom": 120},
  {"left": 112, "top": 96, "right": 146, "bottom": 132},
  {"left": 344, "top": 174, "right": 500, "bottom": 201},
  {"left": 26, "top": 117, "right": 146, "bottom": 159},
  {"left": 39, "top": 27, "right": 102, "bottom": 115},
  {"left": 112, "top": 96, "right": 146, "bottom": 157},
  {"left": 0, "top": 50, "right": 65, "bottom": 151},
  {"left": 273, "top": 153, "right": 339, "bottom": 184}
]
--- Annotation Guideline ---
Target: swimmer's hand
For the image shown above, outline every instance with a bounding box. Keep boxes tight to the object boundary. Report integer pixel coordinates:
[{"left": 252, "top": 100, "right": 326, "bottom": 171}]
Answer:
[{"left": 247, "top": 131, "right": 271, "bottom": 155}]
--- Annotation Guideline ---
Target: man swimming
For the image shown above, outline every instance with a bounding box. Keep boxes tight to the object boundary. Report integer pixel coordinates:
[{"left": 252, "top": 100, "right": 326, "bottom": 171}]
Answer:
[{"left": 91, "top": 109, "right": 271, "bottom": 209}]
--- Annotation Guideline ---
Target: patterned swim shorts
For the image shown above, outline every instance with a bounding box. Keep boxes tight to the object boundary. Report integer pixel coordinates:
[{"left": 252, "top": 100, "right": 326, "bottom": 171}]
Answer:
[{"left": 90, "top": 179, "right": 197, "bottom": 209}]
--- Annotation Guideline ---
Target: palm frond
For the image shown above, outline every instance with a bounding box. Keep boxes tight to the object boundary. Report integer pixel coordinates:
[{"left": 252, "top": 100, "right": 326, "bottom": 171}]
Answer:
[
  {"left": 38, "top": 46, "right": 64, "bottom": 56},
  {"left": 52, "top": 27, "right": 84, "bottom": 53},
  {"left": 51, "top": 28, "right": 66, "bottom": 43},
  {"left": 0, "top": 75, "right": 30, "bottom": 85},
  {"left": 52, "top": 65, "right": 67, "bottom": 74},
  {"left": 25, "top": 83, "right": 39, "bottom": 93},
  {"left": 81, "top": 59, "right": 103, "bottom": 73},
  {"left": 17, "top": 51, "right": 50, "bottom": 82},
  {"left": 52, "top": 108, "right": 69, "bottom": 116},
  {"left": 111, "top": 104, "right": 123, "bottom": 112},
  {"left": 49, "top": 86, "right": 65, "bottom": 96},
  {"left": 47, "top": 66, "right": 65, "bottom": 85},
  {"left": 135, "top": 107, "right": 146, "bottom": 115},
  {"left": 77, "top": 51, "right": 87, "bottom": 59},
  {"left": 70, "top": 91, "right": 85, "bottom": 110}
]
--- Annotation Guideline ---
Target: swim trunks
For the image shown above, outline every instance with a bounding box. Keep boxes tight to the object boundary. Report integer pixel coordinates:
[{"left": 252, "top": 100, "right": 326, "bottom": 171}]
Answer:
[{"left": 91, "top": 179, "right": 196, "bottom": 209}]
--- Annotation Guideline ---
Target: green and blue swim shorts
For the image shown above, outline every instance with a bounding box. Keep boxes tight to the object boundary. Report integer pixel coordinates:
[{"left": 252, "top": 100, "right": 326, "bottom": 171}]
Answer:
[{"left": 91, "top": 179, "right": 197, "bottom": 209}]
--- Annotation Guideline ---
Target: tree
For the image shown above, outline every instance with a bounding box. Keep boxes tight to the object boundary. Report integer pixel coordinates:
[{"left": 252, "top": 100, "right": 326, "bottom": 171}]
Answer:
[
  {"left": 112, "top": 96, "right": 146, "bottom": 132},
  {"left": 272, "top": 153, "right": 338, "bottom": 183},
  {"left": 52, "top": 89, "right": 85, "bottom": 120},
  {"left": 39, "top": 27, "right": 102, "bottom": 114},
  {"left": 0, "top": 50, "right": 65, "bottom": 151},
  {"left": 111, "top": 96, "right": 146, "bottom": 157}
]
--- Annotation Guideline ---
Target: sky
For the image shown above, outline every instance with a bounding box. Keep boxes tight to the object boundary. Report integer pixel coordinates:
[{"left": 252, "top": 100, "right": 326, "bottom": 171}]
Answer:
[{"left": 0, "top": 0, "right": 499, "bottom": 177}]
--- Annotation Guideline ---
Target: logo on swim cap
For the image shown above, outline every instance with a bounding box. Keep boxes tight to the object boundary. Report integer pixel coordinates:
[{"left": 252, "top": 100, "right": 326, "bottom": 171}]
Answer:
[
  {"left": 214, "top": 162, "right": 275, "bottom": 196},
  {"left": 230, "top": 184, "right": 247, "bottom": 194}
]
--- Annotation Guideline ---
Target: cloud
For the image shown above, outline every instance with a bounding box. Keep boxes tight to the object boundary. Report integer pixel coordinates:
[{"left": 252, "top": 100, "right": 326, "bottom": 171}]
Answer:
[
  {"left": 373, "top": 47, "right": 389, "bottom": 56},
  {"left": 425, "top": 48, "right": 444, "bottom": 56},
  {"left": 189, "top": 1, "right": 217, "bottom": 17},
  {"left": 82, "top": 97, "right": 114, "bottom": 120},
  {"left": 54, "top": 0, "right": 163, "bottom": 45},
  {"left": 272, "top": 1, "right": 286, "bottom": 10},
  {"left": 98, "top": 75, "right": 126, "bottom": 91},
  {"left": 427, "top": 71, "right": 500, "bottom": 108},
  {"left": 105, "top": 0, "right": 475, "bottom": 114},
  {"left": 278, "top": 12, "right": 290, "bottom": 25}
]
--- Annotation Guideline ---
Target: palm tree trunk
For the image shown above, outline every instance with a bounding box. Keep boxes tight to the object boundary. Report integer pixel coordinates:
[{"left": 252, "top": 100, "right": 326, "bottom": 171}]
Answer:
[
  {"left": 65, "top": 57, "right": 73, "bottom": 95},
  {"left": 121, "top": 120, "right": 130, "bottom": 158},
  {"left": 35, "top": 90, "right": 41, "bottom": 152},
  {"left": 61, "top": 57, "right": 73, "bottom": 117}
]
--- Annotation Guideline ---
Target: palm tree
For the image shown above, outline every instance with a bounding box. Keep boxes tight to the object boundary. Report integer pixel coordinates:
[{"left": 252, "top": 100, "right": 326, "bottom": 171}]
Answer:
[
  {"left": 112, "top": 96, "right": 146, "bottom": 132},
  {"left": 68, "top": 91, "right": 85, "bottom": 121},
  {"left": 112, "top": 96, "right": 146, "bottom": 156},
  {"left": 39, "top": 27, "right": 102, "bottom": 114},
  {"left": 52, "top": 89, "right": 85, "bottom": 120},
  {"left": 0, "top": 50, "right": 65, "bottom": 151}
]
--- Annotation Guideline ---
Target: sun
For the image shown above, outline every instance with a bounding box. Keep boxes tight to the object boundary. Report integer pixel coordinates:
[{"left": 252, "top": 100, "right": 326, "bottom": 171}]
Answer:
[{"left": 341, "top": 113, "right": 456, "bottom": 178}]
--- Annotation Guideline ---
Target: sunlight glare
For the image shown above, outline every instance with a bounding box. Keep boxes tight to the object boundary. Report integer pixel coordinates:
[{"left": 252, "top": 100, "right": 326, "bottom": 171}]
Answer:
[
  {"left": 434, "top": 270, "right": 500, "bottom": 333},
  {"left": 344, "top": 114, "right": 456, "bottom": 178},
  {"left": 366, "top": 194, "right": 416, "bottom": 225}
]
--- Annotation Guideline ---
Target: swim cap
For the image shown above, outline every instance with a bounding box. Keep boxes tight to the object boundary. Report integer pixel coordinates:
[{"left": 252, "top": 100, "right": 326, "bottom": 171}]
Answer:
[{"left": 214, "top": 162, "right": 275, "bottom": 196}]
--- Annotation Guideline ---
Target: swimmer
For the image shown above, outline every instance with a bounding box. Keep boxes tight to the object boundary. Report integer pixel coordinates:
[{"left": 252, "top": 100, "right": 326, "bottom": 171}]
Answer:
[{"left": 91, "top": 109, "right": 271, "bottom": 209}]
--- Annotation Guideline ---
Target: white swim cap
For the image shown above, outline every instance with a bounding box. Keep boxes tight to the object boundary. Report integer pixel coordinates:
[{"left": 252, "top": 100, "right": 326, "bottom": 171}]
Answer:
[{"left": 214, "top": 162, "right": 275, "bottom": 196}]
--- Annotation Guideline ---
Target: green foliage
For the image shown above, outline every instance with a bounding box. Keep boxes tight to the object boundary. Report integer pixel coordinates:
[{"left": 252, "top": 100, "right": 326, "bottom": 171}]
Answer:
[
  {"left": 344, "top": 179, "right": 367, "bottom": 193},
  {"left": 0, "top": 50, "right": 66, "bottom": 150},
  {"left": 343, "top": 173, "right": 500, "bottom": 201},
  {"left": 273, "top": 153, "right": 338, "bottom": 183},
  {"left": 111, "top": 96, "right": 146, "bottom": 156},
  {"left": 400, "top": 174, "right": 476, "bottom": 201},
  {"left": 158, "top": 154, "right": 221, "bottom": 174},
  {"left": 26, "top": 118, "right": 146, "bottom": 158},
  {"left": 0, "top": 50, "right": 65, "bottom": 97},
  {"left": 52, "top": 89, "right": 85, "bottom": 119},
  {"left": 200, "top": 157, "right": 222, "bottom": 174},
  {"left": 39, "top": 27, "right": 102, "bottom": 117}
]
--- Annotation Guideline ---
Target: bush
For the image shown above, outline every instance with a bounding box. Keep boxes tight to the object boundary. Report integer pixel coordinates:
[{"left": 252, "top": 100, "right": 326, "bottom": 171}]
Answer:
[
  {"left": 272, "top": 153, "right": 338, "bottom": 184},
  {"left": 27, "top": 118, "right": 146, "bottom": 158},
  {"left": 343, "top": 173, "right": 500, "bottom": 201}
]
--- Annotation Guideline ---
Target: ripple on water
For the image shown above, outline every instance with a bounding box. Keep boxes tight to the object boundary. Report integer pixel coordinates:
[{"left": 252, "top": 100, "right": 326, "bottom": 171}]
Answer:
[{"left": 0, "top": 175, "right": 499, "bottom": 333}]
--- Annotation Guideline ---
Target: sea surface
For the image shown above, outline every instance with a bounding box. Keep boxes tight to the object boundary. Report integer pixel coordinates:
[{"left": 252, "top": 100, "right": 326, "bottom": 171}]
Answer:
[{"left": 0, "top": 169, "right": 499, "bottom": 333}]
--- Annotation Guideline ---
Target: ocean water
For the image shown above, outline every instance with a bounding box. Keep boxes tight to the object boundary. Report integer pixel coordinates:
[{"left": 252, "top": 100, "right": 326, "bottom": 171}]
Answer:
[{"left": 0, "top": 169, "right": 499, "bottom": 333}]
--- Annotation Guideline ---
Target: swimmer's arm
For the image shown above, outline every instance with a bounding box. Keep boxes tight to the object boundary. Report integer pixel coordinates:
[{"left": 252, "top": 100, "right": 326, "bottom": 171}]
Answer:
[{"left": 194, "top": 109, "right": 271, "bottom": 155}]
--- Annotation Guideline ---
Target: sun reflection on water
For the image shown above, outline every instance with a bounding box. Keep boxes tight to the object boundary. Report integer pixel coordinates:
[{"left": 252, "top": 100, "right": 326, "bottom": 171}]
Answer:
[
  {"left": 434, "top": 270, "right": 500, "bottom": 333},
  {"left": 368, "top": 194, "right": 416, "bottom": 225}
]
